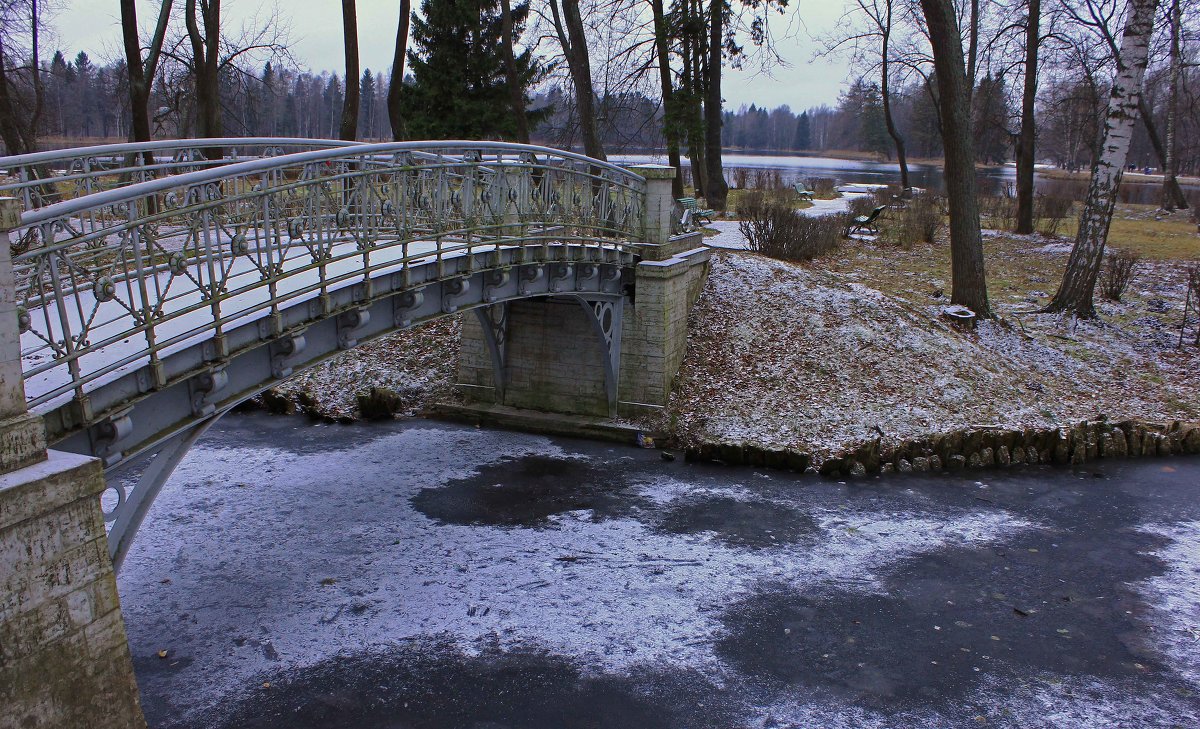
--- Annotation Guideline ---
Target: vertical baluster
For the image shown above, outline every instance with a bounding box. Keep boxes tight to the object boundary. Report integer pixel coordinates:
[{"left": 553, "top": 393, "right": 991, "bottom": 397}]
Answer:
[
  {"left": 46, "top": 246, "right": 84, "bottom": 415},
  {"left": 263, "top": 178, "right": 281, "bottom": 333},
  {"left": 128, "top": 218, "right": 162, "bottom": 388}
]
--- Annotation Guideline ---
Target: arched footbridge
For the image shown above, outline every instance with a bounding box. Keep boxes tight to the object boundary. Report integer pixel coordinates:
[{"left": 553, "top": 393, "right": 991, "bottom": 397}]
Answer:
[{"left": 0, "top": 139, "right": 706, "bottom": 570}]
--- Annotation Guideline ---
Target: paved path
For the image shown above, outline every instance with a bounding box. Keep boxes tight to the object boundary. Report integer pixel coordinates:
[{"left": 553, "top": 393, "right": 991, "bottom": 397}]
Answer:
[{"left": 118, "top": 415, "right": 1200, "bottom": 728}]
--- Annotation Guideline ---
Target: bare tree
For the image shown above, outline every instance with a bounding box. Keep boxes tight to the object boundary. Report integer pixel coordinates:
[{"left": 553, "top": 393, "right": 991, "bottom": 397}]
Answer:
[
  {"left": 823, "top": 0, "right": 911, "bottom": 191},
  {"left": 1045, "top": 0, "right": 1158, "bottom": 317},
  {"left": 121, "top": 0, "right": 173, "bottom": 161},
  {"left": 919, "top": 0, "right": 991, "bottom": 316},
  {"left": 386, "top": 0, "right": 411, "bottom": 140},
  {"left": 500, "top": 0, "right": 531, "bottom": 143},
  {"left": 704, "top": 0, "right": 729, "bottom": 209},
  {"left": 184, "top": 0, "right": 222, "bottom": 152},
  {"left": 547, "top": 0, "right": 601, "bottom": 155},
  {"left": 649, "top": 0, "right": 684, "bottom": 196},
  {"left": 0, "top": 0, "right": 47, "bottom": 155},
  {"left": 1160, "top": 0, "right": 1183, "bottom": 209}
]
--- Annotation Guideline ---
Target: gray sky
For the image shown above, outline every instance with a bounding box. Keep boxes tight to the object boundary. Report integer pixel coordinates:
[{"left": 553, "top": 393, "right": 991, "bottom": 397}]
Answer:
[{"left": 52, "top": 0, "right": 851, "bottom": 111}]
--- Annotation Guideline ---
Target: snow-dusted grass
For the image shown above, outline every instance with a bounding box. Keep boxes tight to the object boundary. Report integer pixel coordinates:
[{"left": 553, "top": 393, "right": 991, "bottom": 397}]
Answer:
[
  {"left": 270, "top": 316, "right": 462, "bottom": 419},
  {"left": 663, "top": 234, "right": 1198, "bottom": 461}
]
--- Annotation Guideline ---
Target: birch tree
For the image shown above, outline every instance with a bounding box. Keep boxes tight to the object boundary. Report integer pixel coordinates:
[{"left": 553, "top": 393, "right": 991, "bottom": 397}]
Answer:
[{"left": 1044, "top": 0, "right": 1158, "bottom": 317}]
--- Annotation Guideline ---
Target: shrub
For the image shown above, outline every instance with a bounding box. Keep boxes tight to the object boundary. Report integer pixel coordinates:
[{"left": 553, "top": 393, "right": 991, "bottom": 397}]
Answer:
[
  {"left": 737, "top": 191, "right": 846, "bottom": 261},
  {"left": 980, "top": 195, "right": 1016, "bottom": 230},
  {"left": 1100, "top": 250, "right": 1140, "bottom": 301},
  {"left": 1182, "top": 265, "right": 1200, "bottom": 347},
  {"left": 804, "top": 177, "right": 837, "bottom": 198},
  {"left": 895, "top": 193, "right": 945, "bottom": 247},
  {"left": 1035, "top": 196, "right": 1073, "bottom": 237}
]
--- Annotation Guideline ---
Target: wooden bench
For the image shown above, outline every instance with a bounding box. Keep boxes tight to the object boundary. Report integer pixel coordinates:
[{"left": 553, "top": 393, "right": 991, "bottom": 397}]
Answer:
[
  {"left": 793, "top": 182, "right": 814, "bottom": 201},
  {"left": 847, "top": 205, "right": 888, "bottom": 235},
  {"left": 678, "top": 197, "right": 714, "bottom": 225}
]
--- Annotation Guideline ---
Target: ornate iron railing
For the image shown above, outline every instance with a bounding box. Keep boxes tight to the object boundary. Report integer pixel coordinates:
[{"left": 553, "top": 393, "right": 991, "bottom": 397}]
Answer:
[
  {"left": 9, "top": 141, "right": 647, "bottom": 415},
  {"left": 0, "top": 137, "right": 363, "bottom": 209}
]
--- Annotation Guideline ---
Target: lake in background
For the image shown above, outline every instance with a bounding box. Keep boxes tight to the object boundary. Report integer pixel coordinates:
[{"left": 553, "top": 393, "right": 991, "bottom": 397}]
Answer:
[{"left": 610, "top": 153, "right": 1199, "bottom": 205}]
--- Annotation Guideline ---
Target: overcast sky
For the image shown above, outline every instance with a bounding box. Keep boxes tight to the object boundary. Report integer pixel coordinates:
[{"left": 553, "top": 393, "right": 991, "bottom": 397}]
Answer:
[{"left": 51, "top": 0, "right": 852, "bottom": 112}]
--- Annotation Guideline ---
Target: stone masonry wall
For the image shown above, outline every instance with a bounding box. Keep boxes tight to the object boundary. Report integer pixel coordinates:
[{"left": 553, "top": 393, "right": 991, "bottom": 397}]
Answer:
[
  {"left": 0, "top": 451, "right": 146, "bottom": 729},
  {"left": 457, "top": 246, "right": 710, "bottom": 418},
  {"left": 458, "top": 298, "right": 610, "bottom": 417},
  {"left": 618, "top": 248, "right": 710, "bottom": 410}
]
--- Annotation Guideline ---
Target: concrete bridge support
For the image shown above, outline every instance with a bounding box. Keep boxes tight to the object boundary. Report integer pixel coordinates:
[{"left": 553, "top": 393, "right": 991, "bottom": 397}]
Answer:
[
  {"left": 0, "top": 198, "right": 146, "bottom": 729},
  {"left": 457, "top": 166, "right": 710, "bottom": 418}
]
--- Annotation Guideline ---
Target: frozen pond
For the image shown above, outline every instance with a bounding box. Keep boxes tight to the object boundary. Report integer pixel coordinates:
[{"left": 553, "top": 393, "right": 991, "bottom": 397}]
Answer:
[
  {"left": 610, "top": 153, "right": 1200, "bottom": 202},
  {"left": 118, "top": 414, "right": 1200, "bottom": 728}
]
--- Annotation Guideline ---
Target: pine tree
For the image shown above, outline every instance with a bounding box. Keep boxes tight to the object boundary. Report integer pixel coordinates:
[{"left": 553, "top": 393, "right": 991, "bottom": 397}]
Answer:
[
  {"left": 359, "top": 70, "right": 375, "bottom": 139},
  {"left": 793, "top": 112, "right": 810, "bottom": 150},
  {"left": 403, "top": 0, "right": 545, "bottom": 140}
]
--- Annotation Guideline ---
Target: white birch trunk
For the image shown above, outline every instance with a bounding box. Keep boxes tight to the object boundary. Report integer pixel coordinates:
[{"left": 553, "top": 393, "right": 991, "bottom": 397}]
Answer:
[{"left": 1046, "top": 0, "right": 1158, "bottom": 317}]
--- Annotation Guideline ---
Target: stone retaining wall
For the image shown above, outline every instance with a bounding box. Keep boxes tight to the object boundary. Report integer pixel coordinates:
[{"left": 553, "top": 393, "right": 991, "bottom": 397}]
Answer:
[{"left": 684, "top": 419, "right": 1200, "bottom": 476}]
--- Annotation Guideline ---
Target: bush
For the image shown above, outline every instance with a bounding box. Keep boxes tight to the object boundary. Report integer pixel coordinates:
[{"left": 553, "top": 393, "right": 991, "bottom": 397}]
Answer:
[
  {"left": 1035, "top": 196, "right": 1073, "bottom": 237},
  {"left": 737, "top": 191, "right": 846, "bottom": 262},
  {"left": 803, "top": 177, "right": 837, "bottom": 198},
  {"left": 1100, "top": 250, "right": 1140, "bottom": 301},
  {"left": 980, "top": 195, "right": 1016, "bottom": 230},
  {"left": 895, "top": 193, "right": 945, "bottom": 247}
]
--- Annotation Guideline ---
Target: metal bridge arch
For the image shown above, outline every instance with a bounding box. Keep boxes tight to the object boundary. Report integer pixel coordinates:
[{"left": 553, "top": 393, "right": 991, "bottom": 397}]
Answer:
[{"left": 1, "top": 140, "right": 662, "bottom": 570}]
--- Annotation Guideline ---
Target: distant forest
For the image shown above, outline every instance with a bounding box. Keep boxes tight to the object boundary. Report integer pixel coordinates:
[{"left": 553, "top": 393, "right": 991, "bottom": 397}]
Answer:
[{"left": 17, "top": 49, "right": 1200, "bottom": 175}]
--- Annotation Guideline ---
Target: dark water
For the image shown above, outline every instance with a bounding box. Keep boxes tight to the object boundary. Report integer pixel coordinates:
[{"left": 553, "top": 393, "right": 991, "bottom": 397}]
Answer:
[
  {"left": 613, "top": 153, "right": 1200, "bottom": 204},
  {"left": 118, "top": 415, "right": 1200, "bottom": 728}
]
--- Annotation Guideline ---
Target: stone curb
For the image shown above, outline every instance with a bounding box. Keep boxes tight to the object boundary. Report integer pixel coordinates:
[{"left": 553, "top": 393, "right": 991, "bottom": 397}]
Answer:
[{"left": 683, "top": 419, "right": 1200, "bottom": 476}]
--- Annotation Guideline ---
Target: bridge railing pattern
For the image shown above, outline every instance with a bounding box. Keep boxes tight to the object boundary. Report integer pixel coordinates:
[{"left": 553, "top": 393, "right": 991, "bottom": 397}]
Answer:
[
  {"left": 7, "top": 141, "right": 647, "bottom": 415},
  {"left": 0, "top": 138, "right": 362, "bottom": 210}
]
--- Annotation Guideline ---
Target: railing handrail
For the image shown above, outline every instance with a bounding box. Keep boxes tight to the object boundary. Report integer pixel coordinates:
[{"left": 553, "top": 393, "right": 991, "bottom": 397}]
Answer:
[
  {"left": 15, "top": 140, "right": 647, "bottom": 236},
  {"left": 0, "top": 137, "right": 362, "bottom": 169}
]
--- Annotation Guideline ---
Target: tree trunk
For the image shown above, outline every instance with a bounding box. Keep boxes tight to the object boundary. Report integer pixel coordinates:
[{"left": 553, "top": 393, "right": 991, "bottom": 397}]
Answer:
[
  {"left": 550, "top": 0, "right": 603, "bottom": 158},
  {"left": 339, "top": 0, "right": 360, "bottom": 141},
  {"left": 1161, "top": 0, "right": 1182, "bottom": 210},
  {"left": 1015, "top": 0, "right": 1039, "bottom": 233},
  {"left": 650, "top": 0, "right": 683, "bottom": 197},
  {"left": 386, "top": 0, "right": 410, "bottom": 140},
  {"left": 703, "top": 0, "right": 728, "bottom": 209},
  {"left": 681, "top": 3, "right": 706, "bottom": 199},
  {"left": 500, "top": 0, "right": 530, "bottom": 143},
  {"left": 879, "top": 4, "right": 909, "bottom": 193},
  {"left": 1044, "top": 0, "right": 1157, "bottom": 318},
  {"left": 0, "top": 35, "right": 31, "bottom": 155},
  {"left": 121, "top": 0, "right": 173, "bottom": 164},
  {"left": 920, "top": 0, "right": 990, "bottom": 317},
  {"left": 186, "top": 0, "right": 223, "bottom": 159},
  {"left": 28, "top": 0, "right": 43, "bottom": 148}
]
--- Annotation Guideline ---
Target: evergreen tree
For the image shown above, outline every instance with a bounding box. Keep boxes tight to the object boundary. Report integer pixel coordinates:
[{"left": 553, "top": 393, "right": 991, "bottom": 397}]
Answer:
[
  {"left": 860, "top": 83, "right": 890, "bottom": 156},
  {"left": 359, "top": 69, "right": 375, "bottom": 139},
  {"left": 403, "top": 0, "right": 545, "bottom": 139},
  {"left": 972, "top": 73, "right": 1010, "bottom": 164},
  {"left": 793, "top": 112, "right": 810, "bottom": 150}
]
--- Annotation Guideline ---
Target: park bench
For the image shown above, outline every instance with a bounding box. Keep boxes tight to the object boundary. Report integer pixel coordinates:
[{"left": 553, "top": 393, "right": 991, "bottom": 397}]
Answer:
[
  {"left": 793, "top": 182, "right": 814, "bottom": 201},
  {"left": 847, "top": 205, "right": 888, "bottom": 235},
  {"left": 678, "top": 197, "right": 714, "bottom": 225}
]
